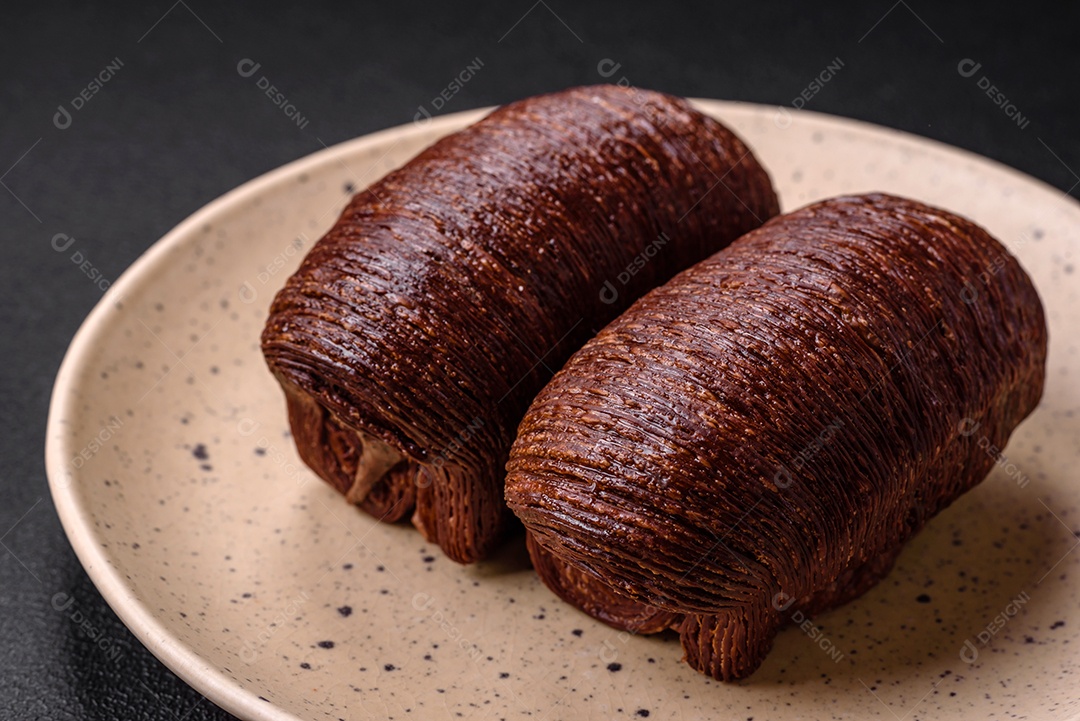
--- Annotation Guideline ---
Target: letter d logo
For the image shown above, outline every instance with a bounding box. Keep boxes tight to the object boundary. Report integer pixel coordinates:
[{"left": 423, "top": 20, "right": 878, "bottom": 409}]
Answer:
[
  {"left": 599, "top": 280, "right": 619, "bottom": 305},
  {"left": 238, "top": 281, "right": 257, "bottom": 304},
  {"left": 774, "top": 106, "right": 792, "bottom": 130},
  {"left": 54, "top": 105, "right": 72, "bottom": 130},
  {"left": 237, "top": 58, "right": 261, "bottom": 78},
  {"left": 52, "top": 233, "right": 76, "bottom": 252},
  {"left": 52, "top": 592, "right": 74, "bottom": 611},
  {"left": 957, "top": 58, "right": 982, "bottom": 78}
]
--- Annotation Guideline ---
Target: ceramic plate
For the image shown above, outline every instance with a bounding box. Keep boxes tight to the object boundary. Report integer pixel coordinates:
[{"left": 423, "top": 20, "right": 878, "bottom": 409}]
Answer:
[{"left": 46, "top": 101, "right": 1080, "bottom": 721}]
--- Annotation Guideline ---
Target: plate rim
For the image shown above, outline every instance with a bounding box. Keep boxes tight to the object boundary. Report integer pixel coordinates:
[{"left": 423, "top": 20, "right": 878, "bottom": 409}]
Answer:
[
  {"left": 43, "top": 99, "right": 1080, "bottom": 721},
  {"left": 44, "top": 107, "right": 490, "bottom": 721}
]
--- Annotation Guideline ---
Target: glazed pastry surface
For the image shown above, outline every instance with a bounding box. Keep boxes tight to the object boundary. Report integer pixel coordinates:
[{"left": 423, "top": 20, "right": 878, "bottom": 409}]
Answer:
[
  {"left": 262, "top": 84, "right": 779, "bottom": 562},
  {"left": 506, "top": 193, "right": 1047, "bottom": 679}
]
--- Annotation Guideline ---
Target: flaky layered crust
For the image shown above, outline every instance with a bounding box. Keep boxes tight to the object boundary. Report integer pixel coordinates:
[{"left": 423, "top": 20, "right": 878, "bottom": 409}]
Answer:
[
  {"left": 505, "top": 193, "right": 1047, "bottom": 679},
  {"left": 261, "top": 85, "right": 779, "bottom": 563}
]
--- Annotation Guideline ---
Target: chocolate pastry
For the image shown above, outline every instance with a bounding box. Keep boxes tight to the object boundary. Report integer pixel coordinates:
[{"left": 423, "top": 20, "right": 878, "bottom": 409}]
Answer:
[
  {"left": 505, "top": 193, "right": 1047, "bottom": 680},
  {"left": 261, "top": 85, "right": 779, "bottom": 563}
]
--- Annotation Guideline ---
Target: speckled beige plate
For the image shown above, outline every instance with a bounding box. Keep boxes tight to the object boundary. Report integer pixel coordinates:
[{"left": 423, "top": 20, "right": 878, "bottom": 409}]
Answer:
[{"left": 46, "top": 101, "right": 1080, "bottom": 721}]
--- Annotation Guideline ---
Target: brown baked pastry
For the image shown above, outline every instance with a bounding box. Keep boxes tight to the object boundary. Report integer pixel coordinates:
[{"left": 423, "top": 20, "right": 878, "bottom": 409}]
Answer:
[
  {"left": 505, "top": 193, "right": 1047, "bottom": 680},
  {"left": 261, "top": 85, "right": 779, "bottom": 563}
]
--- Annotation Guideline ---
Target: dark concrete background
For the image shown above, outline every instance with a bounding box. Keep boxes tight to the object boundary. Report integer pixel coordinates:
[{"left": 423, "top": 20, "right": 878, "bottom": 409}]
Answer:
[{"left": 2, "top": 1, "right": 1075, "bottom": 718}]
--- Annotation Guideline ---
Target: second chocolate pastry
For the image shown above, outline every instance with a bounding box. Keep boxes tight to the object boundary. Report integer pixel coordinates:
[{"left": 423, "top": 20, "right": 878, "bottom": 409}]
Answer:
[
  {"left": 506, "top": 193, "right": 1047, "bottom": 680},
  {"left": 261, "top": 85, "right": 779, "bottom": 562}
]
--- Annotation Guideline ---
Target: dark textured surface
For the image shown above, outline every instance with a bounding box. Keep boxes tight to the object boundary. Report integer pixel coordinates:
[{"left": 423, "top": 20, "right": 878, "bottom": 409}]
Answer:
[
  {"left": 1, "top": 0, "right": 1076, "bottom": 717},
  {"left": 262, "top": 84, "right": 777, "bottom": 564},
  {"left": 505, "top": 194, "right": 1047, "bottom": 679}
]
